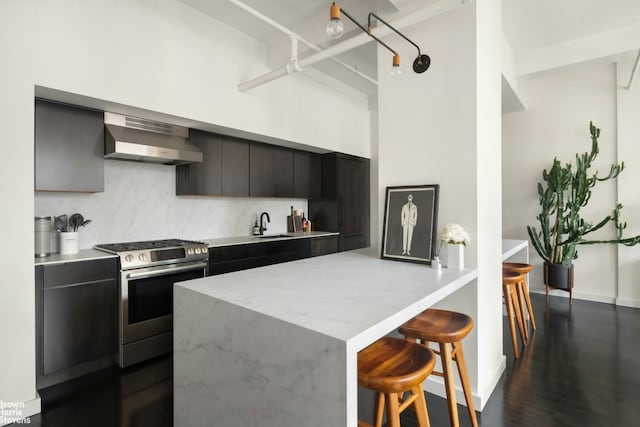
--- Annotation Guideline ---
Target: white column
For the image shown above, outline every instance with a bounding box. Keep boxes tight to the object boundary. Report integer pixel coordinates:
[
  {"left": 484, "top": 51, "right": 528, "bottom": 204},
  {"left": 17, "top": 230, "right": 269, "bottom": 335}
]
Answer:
[{"left": 376, "top": 0, "right": 504, "bottom": 408}]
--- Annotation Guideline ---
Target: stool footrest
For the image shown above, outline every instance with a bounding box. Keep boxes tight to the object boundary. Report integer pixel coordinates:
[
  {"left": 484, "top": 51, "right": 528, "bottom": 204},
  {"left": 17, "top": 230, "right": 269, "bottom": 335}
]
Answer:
[{"left": 398, "top": 391, "right": 419, "bottom": 412}]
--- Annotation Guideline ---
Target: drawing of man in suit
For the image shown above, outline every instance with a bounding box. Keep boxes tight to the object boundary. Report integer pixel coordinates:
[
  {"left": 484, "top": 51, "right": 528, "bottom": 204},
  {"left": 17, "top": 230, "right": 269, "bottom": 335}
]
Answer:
[{"left": 401, "top": 194, "right": 418, "bottom": 255}]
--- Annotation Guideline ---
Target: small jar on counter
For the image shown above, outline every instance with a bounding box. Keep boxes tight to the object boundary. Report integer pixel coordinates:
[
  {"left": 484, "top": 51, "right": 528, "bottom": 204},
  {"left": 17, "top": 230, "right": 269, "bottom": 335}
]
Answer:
[{"left": 35, "top": 216, "right": 52, "bottom": 257}]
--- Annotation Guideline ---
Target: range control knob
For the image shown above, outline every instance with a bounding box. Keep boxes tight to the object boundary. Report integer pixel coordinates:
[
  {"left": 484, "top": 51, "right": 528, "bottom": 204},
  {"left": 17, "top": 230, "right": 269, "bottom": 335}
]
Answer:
[
  {"left": 195, "top": 248, "right": 201, "bottom": 254},
  {"left": 125, "top": 254, "right": 134, "bottom": 263},
  {"left": 187, "top": 248, "right": 194, "bottom": 255},
  {"left": 138, "top": 253, "right": 147, "bottom": 261}
]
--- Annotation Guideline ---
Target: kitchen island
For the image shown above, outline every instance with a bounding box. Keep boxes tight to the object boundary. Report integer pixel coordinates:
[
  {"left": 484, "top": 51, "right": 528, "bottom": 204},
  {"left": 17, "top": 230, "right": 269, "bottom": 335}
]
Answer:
[{"left": 174, "top": 247, "right": 478, "bottom": 426}]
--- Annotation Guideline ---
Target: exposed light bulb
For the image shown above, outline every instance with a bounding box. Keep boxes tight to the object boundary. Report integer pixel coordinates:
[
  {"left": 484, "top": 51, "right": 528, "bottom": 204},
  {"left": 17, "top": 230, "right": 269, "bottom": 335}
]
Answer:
[
  {"left": 390, "top": 54, "right": 402, "bottom": 77},
  {"left": 326, "top": 18, "right": 344, "bottom": 39},
  {"left": 327, "top": 3, "right": 344, "bottom": 39}
]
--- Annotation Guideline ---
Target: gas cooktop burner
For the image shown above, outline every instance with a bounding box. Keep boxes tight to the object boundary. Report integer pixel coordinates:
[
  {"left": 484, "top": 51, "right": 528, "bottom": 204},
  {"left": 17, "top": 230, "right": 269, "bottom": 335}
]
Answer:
[
  {"left": 94, "top": 239, "right": 209, "bottom": 270},
  {"left": 95, "top": 239, "right": 204, "bottom": 253}
]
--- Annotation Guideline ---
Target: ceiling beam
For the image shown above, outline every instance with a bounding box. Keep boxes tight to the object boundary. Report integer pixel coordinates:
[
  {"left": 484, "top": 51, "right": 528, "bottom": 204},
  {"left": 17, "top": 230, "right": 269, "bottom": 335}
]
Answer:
[{"left": 516, "top": 21, "right": 640, "bottom": 77}]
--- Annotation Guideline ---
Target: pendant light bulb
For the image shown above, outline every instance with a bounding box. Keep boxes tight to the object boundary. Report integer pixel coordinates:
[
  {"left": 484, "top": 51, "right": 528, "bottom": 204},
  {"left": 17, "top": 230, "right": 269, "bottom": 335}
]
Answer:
[
  {"left": 326, "top": 3, "right": 344, "bottom": 39},
  {"left": 390, "top": 54, "right": 402, "bottom": 77}
]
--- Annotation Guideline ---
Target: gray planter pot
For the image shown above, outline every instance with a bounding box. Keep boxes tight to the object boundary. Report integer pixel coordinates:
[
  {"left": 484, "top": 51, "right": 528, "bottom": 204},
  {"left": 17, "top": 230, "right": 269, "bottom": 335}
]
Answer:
[{"left": 544, "top": 262, "right": 574, "bottom": 290}]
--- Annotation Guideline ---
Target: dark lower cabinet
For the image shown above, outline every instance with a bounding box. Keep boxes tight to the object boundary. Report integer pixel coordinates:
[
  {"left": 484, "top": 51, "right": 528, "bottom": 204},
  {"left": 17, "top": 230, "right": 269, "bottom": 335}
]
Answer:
[
  {"left": 36, "top": 258, "right": 118, "bottom": 388},
  {"left": 310, "top": 236, "right": 339, "bottom": 257},
  {"left": 208, "top": 236, "right": 336, "bottom": 276},
  {"left": 309, "top": 153, "right": 370, "bottom": 252}
]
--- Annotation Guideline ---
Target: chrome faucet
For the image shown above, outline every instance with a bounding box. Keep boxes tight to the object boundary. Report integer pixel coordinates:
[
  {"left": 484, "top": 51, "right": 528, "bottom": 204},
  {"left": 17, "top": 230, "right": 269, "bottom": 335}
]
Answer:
[{"left": 259, "top": 212, "right": 270, "bottom": 235}]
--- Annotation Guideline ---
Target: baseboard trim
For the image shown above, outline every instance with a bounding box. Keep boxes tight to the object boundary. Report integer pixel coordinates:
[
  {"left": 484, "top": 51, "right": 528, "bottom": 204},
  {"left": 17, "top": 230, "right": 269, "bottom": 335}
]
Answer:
[
  {"left": 477, "top": 355, "right": 506, "bottom": 410},
  {"left": 0, "top": 393, "right": 41, "bottom": 426},
  {"left": 422, "top": 355, "right": 506, "bottom": 411},
  {"left": 530, "top": 287, "right": 617, "bottom": 305},
  {"left": 615, "top": 297, "right": 640, "bottom": 308}
]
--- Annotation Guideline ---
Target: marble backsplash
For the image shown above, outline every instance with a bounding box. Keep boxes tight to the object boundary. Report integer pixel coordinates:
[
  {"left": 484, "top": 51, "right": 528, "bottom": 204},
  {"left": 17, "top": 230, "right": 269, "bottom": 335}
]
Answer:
[{"left": 35, "top": 160, "right": 308, "bottom": 251}]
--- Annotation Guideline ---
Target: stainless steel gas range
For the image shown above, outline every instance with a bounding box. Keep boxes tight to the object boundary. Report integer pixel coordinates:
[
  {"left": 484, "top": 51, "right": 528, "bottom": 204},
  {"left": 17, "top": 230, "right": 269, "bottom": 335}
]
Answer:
[{"left": 95, "top": 239, "right": 209, "bottom": 367}]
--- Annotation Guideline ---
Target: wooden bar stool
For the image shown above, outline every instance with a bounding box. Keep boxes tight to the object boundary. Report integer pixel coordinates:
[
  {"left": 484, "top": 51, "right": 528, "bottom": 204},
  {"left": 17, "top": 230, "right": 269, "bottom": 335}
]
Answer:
[
  {"left": 503, "top": 270, "right": 527, "bottom": 358},
  {"left": 503, "top": 262, "right": 537, "bottom": 339},
  {"left": 358, "top": 337, "right": 436, "bottom": 427},
  {"left": 398, "top": 309, "right": 478, "bottom": 427}
]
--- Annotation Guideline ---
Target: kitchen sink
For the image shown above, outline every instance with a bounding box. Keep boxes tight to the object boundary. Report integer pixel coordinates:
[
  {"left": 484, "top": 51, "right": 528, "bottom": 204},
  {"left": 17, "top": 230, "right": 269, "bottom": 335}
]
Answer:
[{"left": 255, "top": 234, "right": 295, "bottom": 239}]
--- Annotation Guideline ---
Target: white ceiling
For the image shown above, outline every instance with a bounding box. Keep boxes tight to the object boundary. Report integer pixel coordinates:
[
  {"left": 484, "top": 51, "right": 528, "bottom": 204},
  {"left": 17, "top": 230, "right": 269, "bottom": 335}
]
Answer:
[
  {"left": 179, "top": 0, "right": 432, "bottom": 96},
  {"left": 503, "top": 0, "right": 640, "bottom": 54},
  {"left": 179, "top": 0, "right": 640, "bottom": 98}
]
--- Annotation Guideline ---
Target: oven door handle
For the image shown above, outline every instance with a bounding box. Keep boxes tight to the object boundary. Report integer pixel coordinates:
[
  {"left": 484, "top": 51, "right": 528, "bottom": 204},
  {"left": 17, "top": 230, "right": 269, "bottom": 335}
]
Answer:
[{"left": 125, "top": 261, "right": 208, "bottom": 280}]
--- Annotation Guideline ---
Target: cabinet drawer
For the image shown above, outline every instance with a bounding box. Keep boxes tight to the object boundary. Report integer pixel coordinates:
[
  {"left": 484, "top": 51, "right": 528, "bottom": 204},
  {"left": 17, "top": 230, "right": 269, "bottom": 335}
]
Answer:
[
  {"left": 209, "top": 244, "right": 266, "bottom": 263},
  {"left": 310, "top": 236, "right": 339, "bottom": 257},
  {"left": 339, "top": 234, "right": 368, "bottom": 252},
  {"left": 43, "top": 258, "right": 118, "bottom": 288}
]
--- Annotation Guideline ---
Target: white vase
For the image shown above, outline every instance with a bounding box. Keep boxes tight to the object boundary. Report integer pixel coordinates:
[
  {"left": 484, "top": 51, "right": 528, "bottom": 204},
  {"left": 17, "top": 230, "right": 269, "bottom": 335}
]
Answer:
[
  {"left": 59, "top": 231, "right": 79, "bottom": 254},
  {"left": 447, "top": 243, "right": 464, "bottom": 270}
]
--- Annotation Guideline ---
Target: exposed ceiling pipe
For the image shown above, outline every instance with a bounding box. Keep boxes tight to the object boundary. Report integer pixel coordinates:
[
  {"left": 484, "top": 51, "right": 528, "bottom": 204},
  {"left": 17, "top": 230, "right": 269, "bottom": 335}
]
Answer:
[
  {"left": 227, "top": 0, "right": 376, "bottom": 87},
  {"left": 626, "top": 49, "right": 640, "bottom": 90},
  {"left": 238, "top": 0, "right": 467, "bottom": 92}
]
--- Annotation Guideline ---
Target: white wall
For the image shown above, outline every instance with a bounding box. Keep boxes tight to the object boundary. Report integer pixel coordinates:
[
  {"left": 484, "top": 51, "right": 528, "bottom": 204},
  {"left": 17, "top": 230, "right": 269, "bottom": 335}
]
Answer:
[
  {"left": 0, "top": 0, "right": 370, "bottom": 411},
  {"left": 377, "top": 1, "right": 503, "bottom": 409},
  {"left": 35, "top": 161, "right": 307, "bottom": 250},
  {"left": 503, "top": 62, "right": 624, "bottom": 303},
  {"left": 616, "top": 54, "right": 640, "bottom": 308}
]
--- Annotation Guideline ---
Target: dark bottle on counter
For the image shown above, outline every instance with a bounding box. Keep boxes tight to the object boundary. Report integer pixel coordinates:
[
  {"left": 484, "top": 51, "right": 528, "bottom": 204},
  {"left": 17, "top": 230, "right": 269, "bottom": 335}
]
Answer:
[
  {"left": 301, "top": 212, "right": 307, "bottom": 232},
  {"left": 252, "top": 219, "right": 260, "bottom": 236}
]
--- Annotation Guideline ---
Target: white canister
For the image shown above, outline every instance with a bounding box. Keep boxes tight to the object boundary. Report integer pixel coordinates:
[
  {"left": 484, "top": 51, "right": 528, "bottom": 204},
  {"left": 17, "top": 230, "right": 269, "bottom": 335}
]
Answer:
[
  {"left": 35, "top": 217, "right": 52, "bottom": 257},
  {"left": 59, "top": 231, "right": 79, "bottom": 255}
]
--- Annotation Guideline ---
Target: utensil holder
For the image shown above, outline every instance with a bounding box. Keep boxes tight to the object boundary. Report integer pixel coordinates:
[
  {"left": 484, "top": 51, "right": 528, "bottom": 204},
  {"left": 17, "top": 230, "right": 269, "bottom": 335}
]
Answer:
[{"left": 59, "top": 232, "right": 79, "bottom": 254}]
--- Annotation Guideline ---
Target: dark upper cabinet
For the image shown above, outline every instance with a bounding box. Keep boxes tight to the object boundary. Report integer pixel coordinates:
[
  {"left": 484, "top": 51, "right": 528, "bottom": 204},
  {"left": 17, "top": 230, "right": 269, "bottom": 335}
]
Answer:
[
  {"left": 36, "top": 258, "right": 118, "bottom": 387},
  {"left": 176, "top": 132, "right": 249, "bottom": 197},
  {"left": 222, "top": 138, "right": 250, "bottom": 196},
  {"left": 177, "top": 130, "right": 323, "bottom": 199},
  {"left": 249, "top": 143, "right": 272, "bottom": 197},
  {"left": 249, "top": 143, "right": 293, "bottom": 198},
  {"left": 35, "top": 99, "right": 105, "bottom": 192},
  {"left": 308, "top": 153, "right": 370, "bottom": 252},
  {"left": 176, "top": 130, "right": 222, "bottom": 195},
  {"left": 294, "top": 151, "right": 322, "bottom": 199}
]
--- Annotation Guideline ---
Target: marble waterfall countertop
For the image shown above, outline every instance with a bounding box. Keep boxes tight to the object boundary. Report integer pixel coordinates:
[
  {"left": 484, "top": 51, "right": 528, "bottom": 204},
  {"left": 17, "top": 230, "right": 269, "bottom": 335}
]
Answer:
[
  {"left": 176, "top": 247, "right": 477, "bottom": 348},
  {"left": 174, "top": 247, "right": 480, "bottom": 427}
]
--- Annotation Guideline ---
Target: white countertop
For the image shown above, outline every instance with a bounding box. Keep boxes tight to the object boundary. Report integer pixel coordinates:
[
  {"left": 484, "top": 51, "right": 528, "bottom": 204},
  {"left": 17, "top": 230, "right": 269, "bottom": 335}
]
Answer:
[
  {"left": 203, "top": 231, "right": 339, "bottom": 247},
  {"left": 177, "top": 247, "right": 478, "bottom": 350},
  {"left": 34, "top": 249, "right": 117, "bottom": 266},
  {"left": 502, "top": 238, "right": 529, "bottom": 261},
  {"left": 35, "top": 231, "right": 339, "bottom": 265}
]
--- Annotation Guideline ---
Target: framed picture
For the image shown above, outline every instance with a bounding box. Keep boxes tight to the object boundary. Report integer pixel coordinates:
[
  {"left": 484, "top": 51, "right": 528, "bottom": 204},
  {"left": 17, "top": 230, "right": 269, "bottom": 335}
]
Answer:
[{"left": 381, "top": 184, "right": 439, "bottom": 264}]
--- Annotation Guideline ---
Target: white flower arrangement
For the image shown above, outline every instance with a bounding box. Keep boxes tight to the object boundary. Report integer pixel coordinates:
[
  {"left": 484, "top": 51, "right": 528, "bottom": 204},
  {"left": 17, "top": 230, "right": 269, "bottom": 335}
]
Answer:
[
  {"left": 441, "top": 223, "right": 470, "bottom": 246},
  {"left": 435, "top": 223, "right": 470, "bottom": 260}
]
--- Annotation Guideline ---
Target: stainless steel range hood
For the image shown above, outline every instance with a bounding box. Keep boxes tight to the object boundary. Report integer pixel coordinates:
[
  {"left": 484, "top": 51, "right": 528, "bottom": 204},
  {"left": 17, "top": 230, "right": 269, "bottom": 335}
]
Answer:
[{"left": 104, "top": 112, "right": 202, "bottom": 165}]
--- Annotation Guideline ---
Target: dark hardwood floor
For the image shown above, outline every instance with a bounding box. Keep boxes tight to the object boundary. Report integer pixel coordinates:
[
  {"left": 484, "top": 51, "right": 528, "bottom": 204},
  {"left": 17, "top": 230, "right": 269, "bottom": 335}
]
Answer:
[
  {"left": 20, "top": 294, "right": 639, "bottom": 426},
  {"left": 401, "top": 294, "right": 640, "bottom": 427}
]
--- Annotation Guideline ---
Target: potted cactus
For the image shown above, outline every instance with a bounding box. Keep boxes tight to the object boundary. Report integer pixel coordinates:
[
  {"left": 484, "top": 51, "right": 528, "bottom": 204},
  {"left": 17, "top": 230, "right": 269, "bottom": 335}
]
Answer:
[{"left": 527, "top": 122, "right": 640, "bottom": 291}]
